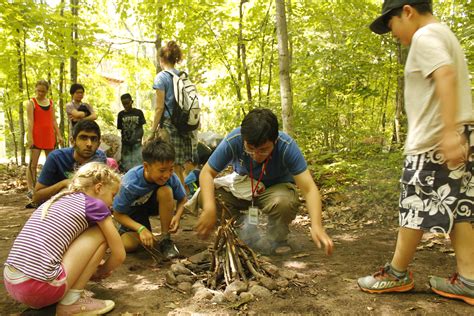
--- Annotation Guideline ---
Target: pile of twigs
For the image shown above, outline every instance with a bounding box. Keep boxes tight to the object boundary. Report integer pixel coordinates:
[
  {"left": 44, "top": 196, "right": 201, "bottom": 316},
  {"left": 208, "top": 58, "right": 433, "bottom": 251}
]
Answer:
[{"left": 207, "top": 216, "right": 268, "bottom": 290}]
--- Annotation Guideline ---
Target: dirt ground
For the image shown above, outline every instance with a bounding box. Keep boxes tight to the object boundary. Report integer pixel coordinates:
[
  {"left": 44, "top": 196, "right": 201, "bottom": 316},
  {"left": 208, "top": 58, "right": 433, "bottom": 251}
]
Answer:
[{"left": 0, "top": 188, "right": 472, "bottom": 315}]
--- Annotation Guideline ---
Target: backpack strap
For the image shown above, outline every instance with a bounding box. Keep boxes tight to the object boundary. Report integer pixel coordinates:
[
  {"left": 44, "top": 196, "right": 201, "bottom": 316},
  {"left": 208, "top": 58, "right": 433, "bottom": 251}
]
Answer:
[{"left": 163, "top": 70, "right": 177, "bottom": 117}]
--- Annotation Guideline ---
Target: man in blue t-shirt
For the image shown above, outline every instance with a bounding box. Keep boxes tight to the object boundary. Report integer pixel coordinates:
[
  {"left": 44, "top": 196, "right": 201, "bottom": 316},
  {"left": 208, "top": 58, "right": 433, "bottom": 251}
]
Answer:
[
  {"left": 32, "top": 120, "right": 106, "bottom": 205},
  {"left": 113, "top": 139, "right": 186, "bottom": 259},
  {"left": 195, "top": 108, "right": 334, "bottom": 256}
]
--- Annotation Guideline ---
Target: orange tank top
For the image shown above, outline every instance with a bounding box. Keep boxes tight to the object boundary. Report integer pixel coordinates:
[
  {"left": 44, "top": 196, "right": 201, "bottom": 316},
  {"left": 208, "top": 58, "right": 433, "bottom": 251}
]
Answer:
[{"left": 32, "top": 98, "right": 56, "bottom": 150}]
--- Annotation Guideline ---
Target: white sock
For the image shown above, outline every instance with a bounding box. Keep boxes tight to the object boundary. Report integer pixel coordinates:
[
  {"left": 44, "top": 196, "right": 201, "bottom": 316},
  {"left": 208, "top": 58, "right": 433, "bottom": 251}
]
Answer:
[{"left": 59, "top": 289, "right": 82, "bottom": 305}]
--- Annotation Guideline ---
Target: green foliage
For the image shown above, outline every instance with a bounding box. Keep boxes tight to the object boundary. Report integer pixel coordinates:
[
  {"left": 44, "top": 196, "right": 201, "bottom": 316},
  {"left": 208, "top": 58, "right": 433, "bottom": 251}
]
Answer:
[{"left": 0, "top": 0, "right": 472, "bottom": 165}]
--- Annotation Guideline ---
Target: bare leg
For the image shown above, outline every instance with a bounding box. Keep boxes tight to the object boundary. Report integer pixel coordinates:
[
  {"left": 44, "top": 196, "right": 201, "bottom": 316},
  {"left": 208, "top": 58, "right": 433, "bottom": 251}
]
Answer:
[
  {"left": 62, "top": 226, "right": 107, "bottom": 290},
  {"left": 390, "top": 227, "right": 424, "bottom": 271},
  {"left": 121, "top": 232, "right": 140, "bottom": 253},
  {"left": 158, "top": 186, "right": 174, "bottom": 235},
  {"left": 174, "top": 165, "right": 185, "bottom": 187},
  {"left": 26, "top": 148, "right": 42, "bottom": 192},
  {"left": 450, "top": 222, "right": 474, "bottom": 278}
]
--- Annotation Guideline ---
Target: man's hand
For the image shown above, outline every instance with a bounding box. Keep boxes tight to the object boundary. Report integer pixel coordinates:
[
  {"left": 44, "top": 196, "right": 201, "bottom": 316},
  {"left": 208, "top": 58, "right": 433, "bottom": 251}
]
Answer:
[
  {"left": 138, "top": 228, "right": 155, "bottom": 248},
  {"left": 310, "top": 224, "right": 334, "bottom": 256},
  {"left": 169, "top": 215, "right": 181, "bottom": 233},
  {"left": 195, "top": 209, "right": 217, "bottom": 239}
]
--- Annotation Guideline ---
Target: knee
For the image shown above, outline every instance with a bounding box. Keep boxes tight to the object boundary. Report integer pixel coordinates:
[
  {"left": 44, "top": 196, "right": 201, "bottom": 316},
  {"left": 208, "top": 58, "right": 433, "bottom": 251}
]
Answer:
[
  {"left": 265, "top": 195, "right": 298, "bottom": 214},
  {"left": 157, "top": 186, "right": 173, "bottom": 201},
  {"left": 121, "top": 233, "right": 140, "bottom": 253}
]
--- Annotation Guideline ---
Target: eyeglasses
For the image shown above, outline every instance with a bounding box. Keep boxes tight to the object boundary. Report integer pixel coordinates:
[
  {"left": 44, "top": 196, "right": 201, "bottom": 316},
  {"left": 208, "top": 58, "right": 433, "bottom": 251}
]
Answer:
[{"left": 243, "top": 143, "right": 273, "bottom": 156}]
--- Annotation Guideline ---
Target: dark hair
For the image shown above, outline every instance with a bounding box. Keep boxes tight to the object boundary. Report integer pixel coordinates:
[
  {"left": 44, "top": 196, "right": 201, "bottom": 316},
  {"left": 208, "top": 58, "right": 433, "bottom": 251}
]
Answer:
[
  {"left": 159, "top": 41, "right": 183, "bottom": 65},
  {"left": 142, "top": 139, "right": 175, "bottom": 164},
  {"left": 72, "top": 120, "right": 101, "bottom": 140},
  {"left": 241, "top": 108, "right": 279, "bottom": 146},
  {"left": 383, "top": 3, "right": 432, "bottom": 26},
  {"left": 70, "top": 83, "right": 85, "bottom": 95},
  {"left": 120, "top": 93, "right": 132, "bottom": 101}
]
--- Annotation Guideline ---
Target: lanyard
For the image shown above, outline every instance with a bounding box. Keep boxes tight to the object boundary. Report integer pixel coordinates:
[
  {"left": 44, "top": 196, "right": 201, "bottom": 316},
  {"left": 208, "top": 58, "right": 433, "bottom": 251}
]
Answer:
[{"left": 249, "top": 156, "right": 270, "bottom": 203}]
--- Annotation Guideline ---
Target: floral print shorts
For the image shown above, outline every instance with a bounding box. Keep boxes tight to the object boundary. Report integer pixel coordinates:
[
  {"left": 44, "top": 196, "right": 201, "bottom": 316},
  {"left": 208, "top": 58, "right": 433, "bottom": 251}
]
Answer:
[{"left": 399, "top": 125, "right": 474, "bottom": 234}]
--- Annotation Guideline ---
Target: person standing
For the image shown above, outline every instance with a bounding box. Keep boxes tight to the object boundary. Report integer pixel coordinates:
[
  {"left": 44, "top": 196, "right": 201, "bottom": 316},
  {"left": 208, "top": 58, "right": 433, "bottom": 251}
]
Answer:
[
  {"left": 358, "top": 0, "right": 474, "bottom": 305},
  {"left": 149, "top": 41, "right": 196, "bottom": 185},
  {"left": 26, "top": 79, "right": 63, "bottom": 199},
  {"left": 117, "top": 93, "right": 146, "bottom": 172},
  {"left": 66, "top": 83, "right": 97, "bottom": 139}
]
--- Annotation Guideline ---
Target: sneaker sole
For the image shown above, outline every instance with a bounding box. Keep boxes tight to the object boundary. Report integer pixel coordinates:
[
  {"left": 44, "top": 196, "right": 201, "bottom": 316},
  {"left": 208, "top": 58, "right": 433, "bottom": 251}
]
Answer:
[
  {"left": 431, "top": 287, "right": 474, "bottom": 305},
  {"left": 359, "top": 282, "right": 415, "bottom": 294},
  {"left": 57, "top": 300, "right": 115, "bottom": 316}
]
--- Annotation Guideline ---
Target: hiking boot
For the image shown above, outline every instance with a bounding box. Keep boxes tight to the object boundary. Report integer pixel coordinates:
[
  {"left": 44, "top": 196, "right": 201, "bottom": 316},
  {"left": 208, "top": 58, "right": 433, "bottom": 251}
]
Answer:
[
  {"left": 159, "top": 237, "right": 180, "bottom": 259},
  {"left": 56, "top": 296, "right": 115, "bottom": 315},
  {"left": 358, "top": 263, "right": 414, "bottom": 293},
  {"left": 430, "top": 273, "right": 474, "bottom": 305}
]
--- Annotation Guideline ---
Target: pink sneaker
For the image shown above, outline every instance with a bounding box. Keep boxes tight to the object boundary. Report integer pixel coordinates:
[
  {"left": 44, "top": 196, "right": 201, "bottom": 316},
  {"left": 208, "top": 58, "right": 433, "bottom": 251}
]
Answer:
[{"left": 56, "top": 296, "right": 115, "bottom": 315}]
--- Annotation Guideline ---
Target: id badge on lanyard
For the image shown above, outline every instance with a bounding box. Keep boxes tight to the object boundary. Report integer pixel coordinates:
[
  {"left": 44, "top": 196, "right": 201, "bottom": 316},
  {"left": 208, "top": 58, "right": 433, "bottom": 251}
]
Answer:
[{"left": 248, "top": 201, "right": 259, "bottom": 225}]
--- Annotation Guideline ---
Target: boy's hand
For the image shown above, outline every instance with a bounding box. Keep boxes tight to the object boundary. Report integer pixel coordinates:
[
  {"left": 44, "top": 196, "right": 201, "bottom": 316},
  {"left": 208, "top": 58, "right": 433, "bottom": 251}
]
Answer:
[
  {"left": 139, "top": 228, "right": 155, "bottom": 248},
  {"left": 310, "top": 224, "right": 334, "bottom": 256},
  {"left": 169, "top": 215, "right": 181, "bottom": 233},
  {"left": 441, "top": 131, "right": 466, "bottom": 168},
  {"left": 195, "top": 209, "right": 217, "bottom": 239}
]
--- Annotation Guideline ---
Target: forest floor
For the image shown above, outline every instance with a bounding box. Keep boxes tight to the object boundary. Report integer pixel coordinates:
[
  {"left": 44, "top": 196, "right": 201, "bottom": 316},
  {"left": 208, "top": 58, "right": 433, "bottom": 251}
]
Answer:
[{"left": 0, "top": 164, "right": 472, "bottom": 315}]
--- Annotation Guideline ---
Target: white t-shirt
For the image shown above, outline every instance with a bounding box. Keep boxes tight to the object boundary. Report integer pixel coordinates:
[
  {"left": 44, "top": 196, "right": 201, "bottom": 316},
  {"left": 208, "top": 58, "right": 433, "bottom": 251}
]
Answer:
[{"left": 404, "top": 23, "right": 473, "bottom": 155}]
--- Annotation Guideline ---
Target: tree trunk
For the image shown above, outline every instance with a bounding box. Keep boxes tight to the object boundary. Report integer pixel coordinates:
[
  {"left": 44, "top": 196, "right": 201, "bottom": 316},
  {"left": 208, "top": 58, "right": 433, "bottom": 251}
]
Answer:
[
  {"left": 394, "top": 42, "right": 406, "bottom": 144},
  {"left": 4, "top": 106, "right": 18, "bottom": 165},
  {"left": 238, "top": 0, "right": 252, "bottom": 104},
  {"left": 275, "top": 0, "right": 293, "bottom": 135},
  {"left": 59, "top": 0, "right": 66, "bottom": 140},
  {"left": 16, "top": 32, "right": 25, "bottom": 165},
  {"left": 70, "top": 0, "right": 78, "bottom": 83}
]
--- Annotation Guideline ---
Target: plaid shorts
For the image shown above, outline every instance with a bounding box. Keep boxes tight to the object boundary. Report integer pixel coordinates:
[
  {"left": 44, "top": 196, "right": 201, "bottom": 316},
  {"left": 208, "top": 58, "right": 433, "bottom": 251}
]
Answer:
[
  {"left": 399, "top": 125, "right": 474, "bottom": 234},
  {"left": 162, "top": 119, "right": 195, "bottom": 165}
]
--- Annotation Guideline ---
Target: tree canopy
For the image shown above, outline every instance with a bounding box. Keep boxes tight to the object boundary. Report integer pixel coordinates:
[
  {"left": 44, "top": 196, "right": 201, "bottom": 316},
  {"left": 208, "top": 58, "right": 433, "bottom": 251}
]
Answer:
[{"left": 0, "top": 0, "right": 472, "bottom": 163}]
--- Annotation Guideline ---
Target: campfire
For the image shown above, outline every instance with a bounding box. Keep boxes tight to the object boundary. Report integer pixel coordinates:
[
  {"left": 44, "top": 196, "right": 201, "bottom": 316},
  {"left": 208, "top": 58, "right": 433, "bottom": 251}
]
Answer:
[{"left": 208, "top": 216, "right": 269, "bottom": 290}]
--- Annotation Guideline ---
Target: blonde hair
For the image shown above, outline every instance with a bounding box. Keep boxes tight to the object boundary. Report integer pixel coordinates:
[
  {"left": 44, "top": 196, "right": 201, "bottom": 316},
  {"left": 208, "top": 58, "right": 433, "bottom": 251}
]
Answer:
[{"left": 41, "top": 162, "right": 121, "bottom": 220}]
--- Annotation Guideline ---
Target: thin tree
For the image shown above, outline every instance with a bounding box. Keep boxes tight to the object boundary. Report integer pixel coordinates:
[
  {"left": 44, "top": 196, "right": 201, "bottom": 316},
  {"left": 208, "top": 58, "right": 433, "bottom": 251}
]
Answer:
[{"left": 275, "top": 0, "right": 293, "bottom": 135}]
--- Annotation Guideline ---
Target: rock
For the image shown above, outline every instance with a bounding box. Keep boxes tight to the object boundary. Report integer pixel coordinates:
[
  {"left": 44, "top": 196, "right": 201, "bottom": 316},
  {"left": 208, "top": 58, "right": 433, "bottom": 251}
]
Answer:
[
  {"left": 226, "top": 280, "right": 248, "bottom": 294},
  {"left": 223, "top": 289, "right": 238, "bottom": 302},
  {"left": 176, "top": 274, "right": 194, "bottom": 283},
  {"left": 249, "top": 285, "right": 272, "bottom": 298},
  {"left": 278, "top": 269, "right": 297, "bottom": 280},
  {"left": 188, "top": 250, "right": 211, "bottom": 264},
  {"left": 211, "top": 292, "right": 225, "bottom": 304},
  {"left": 261, "top": 263, "right": 279, "bottom": 275},
  {"left": 165, "top": 271, "right": 178, "bottom": 285},
  {"left": 177, "top": 282, "right": 192, "bottom": 293},
  {"left": 276, "top": 277, "right": 289, "bottom": 288},
  {"left": 248, "top": 280, "right": 259, "bottom": 288},
  {"left": 171, "top": 263, "right": 193, "bottom": 275},
  {"left": 259, "top": 276, "right": 277, "bottom": 290},
  {"left": 192, "top": 280, "right": 205, "bottom": 294},
  {"left": 239, "top": 292, "right": 255, "bottom": 302},
  {"left": 193, "top": 288, "right": 213, "bottom": 300}
]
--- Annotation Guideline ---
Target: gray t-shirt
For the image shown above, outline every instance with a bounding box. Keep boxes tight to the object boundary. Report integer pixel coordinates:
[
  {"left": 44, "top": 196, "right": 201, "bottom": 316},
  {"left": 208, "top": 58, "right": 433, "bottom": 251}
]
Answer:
[{"left": 404, "top": 23, "right": 473, "bottom": 155}]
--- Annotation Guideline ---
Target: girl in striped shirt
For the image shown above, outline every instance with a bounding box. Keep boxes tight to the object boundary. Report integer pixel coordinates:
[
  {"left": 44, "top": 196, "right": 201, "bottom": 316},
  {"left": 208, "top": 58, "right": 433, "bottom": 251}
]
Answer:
[{"left": 4, "top": 162, "right": 126, "bottom": 315}]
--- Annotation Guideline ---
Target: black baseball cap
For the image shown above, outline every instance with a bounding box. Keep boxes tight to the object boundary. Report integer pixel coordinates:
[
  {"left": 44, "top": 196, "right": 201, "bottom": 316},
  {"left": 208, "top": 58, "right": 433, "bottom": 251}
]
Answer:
[{"left": 370, "top": 0, "right": 431, "bottom": 34}]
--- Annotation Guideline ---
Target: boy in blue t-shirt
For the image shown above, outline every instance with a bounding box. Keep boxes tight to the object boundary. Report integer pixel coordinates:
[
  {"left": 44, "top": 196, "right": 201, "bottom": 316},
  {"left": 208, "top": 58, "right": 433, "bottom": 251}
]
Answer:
[
  {"left": 113, "top": 139, "right": 186, "bottom": 259},
  {"left": 195, "top": 108, "right": 334, "bottom": 256}
]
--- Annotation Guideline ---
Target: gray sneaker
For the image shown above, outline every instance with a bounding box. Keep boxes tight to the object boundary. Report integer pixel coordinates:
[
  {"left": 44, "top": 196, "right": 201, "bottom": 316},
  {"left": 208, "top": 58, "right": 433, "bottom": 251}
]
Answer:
[
  {"left": 430, "top": 273, "right": 474, "bottom": 305},
  {"left": 358, "top": 263, "right": 414, "bottom": 293}
]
